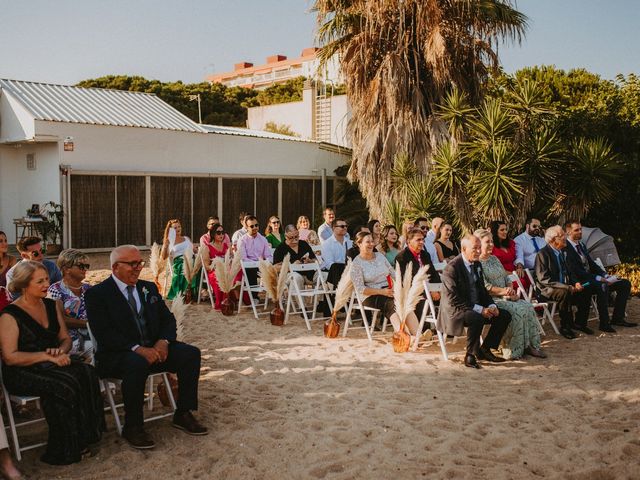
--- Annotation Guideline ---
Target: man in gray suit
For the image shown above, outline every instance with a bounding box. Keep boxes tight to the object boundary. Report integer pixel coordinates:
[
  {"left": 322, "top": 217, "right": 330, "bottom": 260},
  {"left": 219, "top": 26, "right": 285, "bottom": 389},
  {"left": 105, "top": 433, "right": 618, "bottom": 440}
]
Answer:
[{"left": 437, "top": 234, "right": 511, "bottom": 369}]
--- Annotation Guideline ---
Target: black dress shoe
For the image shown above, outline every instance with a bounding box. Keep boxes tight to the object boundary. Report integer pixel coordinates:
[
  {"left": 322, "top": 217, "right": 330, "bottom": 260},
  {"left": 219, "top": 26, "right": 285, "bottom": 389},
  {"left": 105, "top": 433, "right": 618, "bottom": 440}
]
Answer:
[
  {"left": 611, "top": 319, "right": 638, "bottom": 327},
  {"left": 173, "top": 411, "right": 208, "bottom": 436},
  {"left": 477, "top": 347, "right": 506, "bottom": 363},
  {"left": 122, "top": 426, "right": 155, "bottom": 449},
  {"left": 574, "top": 325, "right": 594, "bottom": 335},
  {"left": 560, "top": 328, "right": 576, "bottom": 339},
  {"left": 464, "top": 354, "right": 481, "bottom": 369},
  {"left": 599, "top": 325, "right": 617, "bottom": 333}
]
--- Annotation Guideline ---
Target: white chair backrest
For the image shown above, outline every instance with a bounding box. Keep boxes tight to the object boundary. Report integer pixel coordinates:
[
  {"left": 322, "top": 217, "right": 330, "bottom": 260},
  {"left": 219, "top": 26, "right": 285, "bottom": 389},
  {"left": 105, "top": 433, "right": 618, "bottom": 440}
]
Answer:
[
  {"left": 288, "top": 262, "right": 320, "bottom": 273},
  {"left": 433, "top": 260, "right": 447, "bottom": 272},
  {"left": 241, "top": 259, "right": 261, "bottom": 269},
  {"left": 594, "top": 257, "right": 606, "bottom": 271},
  {"left": 508, "top": 273, "right": 530, "bottom": 301}
]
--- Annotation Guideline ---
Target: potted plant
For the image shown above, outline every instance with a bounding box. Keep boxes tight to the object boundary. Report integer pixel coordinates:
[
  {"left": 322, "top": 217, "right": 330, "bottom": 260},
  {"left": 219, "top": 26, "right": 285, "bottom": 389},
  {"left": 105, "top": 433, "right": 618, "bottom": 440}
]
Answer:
[{"left": 39, "top": 201, "right": 64, "bottom": 255}]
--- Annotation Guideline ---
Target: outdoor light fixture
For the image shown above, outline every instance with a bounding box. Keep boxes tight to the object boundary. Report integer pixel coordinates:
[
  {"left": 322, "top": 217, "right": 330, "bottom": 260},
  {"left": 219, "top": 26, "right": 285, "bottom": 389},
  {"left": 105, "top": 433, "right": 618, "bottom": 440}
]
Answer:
[{"left": 63, "top": 136, "right": 74, "bottom": 151}]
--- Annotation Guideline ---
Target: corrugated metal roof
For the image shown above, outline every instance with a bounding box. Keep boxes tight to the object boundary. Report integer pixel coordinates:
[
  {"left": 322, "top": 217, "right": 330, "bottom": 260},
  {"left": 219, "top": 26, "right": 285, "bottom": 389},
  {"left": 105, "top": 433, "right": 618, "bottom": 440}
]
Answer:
[
  {"left": 0, "top": 79, "right": 207, "bottom": 133},
  {"left": 201, "top": 124, "right": 316, "bottom": 143}
]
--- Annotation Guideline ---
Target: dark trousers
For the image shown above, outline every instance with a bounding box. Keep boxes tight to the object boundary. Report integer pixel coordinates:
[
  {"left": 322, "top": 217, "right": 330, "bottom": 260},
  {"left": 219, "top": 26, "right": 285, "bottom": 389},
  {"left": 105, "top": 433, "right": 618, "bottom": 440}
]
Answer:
[
  {"left": 541, "top": 287, "right": 577, "bottom": 330},
  {"left": 245, "top": 267, "right": 259, "bottom": 298},
  {"left": 576, "top": 279, "right": 631, "bottom": 326},
  {"left": 460, "top": 308, "right": 511, "bottom": 355},
  {"left": 98, "top": 342, "right": 201, "bottom": 429},
  {"left": 320, "top": 263, "right": 347, "bottom": 315}
]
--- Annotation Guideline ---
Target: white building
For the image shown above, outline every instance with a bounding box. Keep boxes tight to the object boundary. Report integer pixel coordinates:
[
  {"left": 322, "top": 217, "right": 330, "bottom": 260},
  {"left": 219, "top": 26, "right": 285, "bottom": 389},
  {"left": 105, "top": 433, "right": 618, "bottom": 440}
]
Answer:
[
  {"left": 206, "top": 48, "right": 341, "bottom": 90},
  {"left": 0, "top": 79, "right": 350, "bottom": 249}
]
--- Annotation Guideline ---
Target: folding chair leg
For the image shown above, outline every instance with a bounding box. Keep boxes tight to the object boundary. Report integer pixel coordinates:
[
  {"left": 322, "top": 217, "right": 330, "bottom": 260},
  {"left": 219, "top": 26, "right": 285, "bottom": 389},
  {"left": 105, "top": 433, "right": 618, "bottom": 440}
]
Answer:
[
  {"left": 4, "top": 390, "right": 22, "bottom": 461},
  {"left": 103, "top": 380, "right": 123, "bottom": 435},
  {"left": 342, "top": 302, "right": 353, "bottom": 337},
  {"left": 147, "top": 377, "right": 154, "bottom": 410},
  {"left": 161, "top": 373, "right": 177, "bottom": 411},
  {"left": 436, "top": 331, "right": 449, "bottom": 361}
]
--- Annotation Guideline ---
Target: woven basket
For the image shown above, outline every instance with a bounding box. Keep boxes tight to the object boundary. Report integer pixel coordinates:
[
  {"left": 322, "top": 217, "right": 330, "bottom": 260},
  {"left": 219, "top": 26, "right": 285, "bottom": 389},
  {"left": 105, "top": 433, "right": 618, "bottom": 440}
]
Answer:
[{"left": 324, "top": 313, "right": 340, "bottom": 338}]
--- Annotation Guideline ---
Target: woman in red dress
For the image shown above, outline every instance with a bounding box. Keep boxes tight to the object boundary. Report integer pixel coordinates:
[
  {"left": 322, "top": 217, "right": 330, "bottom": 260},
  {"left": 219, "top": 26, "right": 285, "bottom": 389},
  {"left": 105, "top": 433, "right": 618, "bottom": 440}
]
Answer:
[
  {"left": 204, "top": 223, "right": 229, "bottom": 310},
  {"left": 490, "top": 221, "right": 531, "bottom": 291}
]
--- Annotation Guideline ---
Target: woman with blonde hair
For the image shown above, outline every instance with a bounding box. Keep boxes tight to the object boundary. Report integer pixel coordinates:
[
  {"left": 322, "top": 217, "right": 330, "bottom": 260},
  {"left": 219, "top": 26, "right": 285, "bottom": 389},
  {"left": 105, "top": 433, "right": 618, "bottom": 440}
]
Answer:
[
  {"left": 47, "top": 249, "right": 93, "bottom": 362},
  {"left": 0, "top": 261, "right": 104, "bottom": 465},
  {"left": 296, "top": 215, "right": 314, "bottom": 241},
  {"left": 475, "top": 228, "right": 545, "bottom": 359},
  {"left": 161, "top": 219, "right": 197, "bottom": 300}
]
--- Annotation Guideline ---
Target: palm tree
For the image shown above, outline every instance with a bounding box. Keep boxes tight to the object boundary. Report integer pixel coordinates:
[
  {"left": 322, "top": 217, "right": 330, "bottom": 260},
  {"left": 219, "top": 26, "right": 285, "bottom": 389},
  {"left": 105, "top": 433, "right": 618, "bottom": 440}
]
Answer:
[{"left": 314, "top": 0, "right": 528, "bottom": 219}]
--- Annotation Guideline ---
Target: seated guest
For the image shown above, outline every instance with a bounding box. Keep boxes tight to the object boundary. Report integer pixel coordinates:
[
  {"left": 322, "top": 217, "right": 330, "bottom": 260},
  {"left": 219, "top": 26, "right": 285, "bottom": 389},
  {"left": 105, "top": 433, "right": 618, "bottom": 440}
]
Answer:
[
  {"left": 0, "top": 231, "right": 18, "bottom": 289},
  {"left": 367, "top": 219, "right": 382, "bottom": 248},
  {"left": 491, "top": 220, "right": 530, "bottom": 291},
  {"left": 414, "top": 218, "right": 438, "bottom": 264},
  {"left": 425, "top": 217, "right": 444, "bottom": 245},
  {"left": 395, "top": 228, "right": 441, "bottom": 287},
  {"left": 564, "top": 221, "right": 635, "bottom": 331},
  {"left": 200, "top": 216, "right": 230, "bottom": 248},
  {"left": 398, "top": 220, "right": 414, "bottom": 249},
  {"left": 437, "top": 234, "right": 511, "bottom": 368},
  {"left": 434, "top": 222, "right": 460, "bottom": 262},
  {"left": 237, "top": 216, "right": 273, "bottom": 293},
  {"left": 534, "top": 225, "right": 590, "bottom": 339},
  {"left": 347, "top": 225, "right": 370, "bottom": 260},
  {"left": 515, "top": 217, "right": 547, "bottom": 274},
  {"left": 265, "top": 215, "right": 284, "bottom": 248},
  {"left": 318, "top": 207, "right": 336, "bottom": 243},
  {"left": 161, "top": 219, "right": 197, "bottom": 300},
  {"left": 0, "top": 261, "right": 104, "bottom": 464},
  {"left": 85, "top": 245, "right": 206, "bottom": 450},
  {"left": 273, "top": 225, "right": 317, "bottom": 291},
  {"left": 351, "top": 232, "right": 422, "bottom": 333},
  {"left": 306, "top": 230, "right": 324, "bottom": 266},
  {"left": 231, "top": 212, "right": 249, "bottom": 247},
  {"left": 475, "top": 229, "right": 545, "bottom": 359},
  {"left": 378, "top": 225, "right": 401, "bottom": 266},
  {"left": 320, "top": 218, "right": 353, "bottom": 288},
  {"left": 203, "top": 223, "right": 229, "bottom": 310},
  {"left": 296, "top": 216, "right": 314, "bottom": 242},
  {"left": 5, "top": 236, "right": 62, "bottom": 299},
  {"left": 47, "top": 249, "right": 94, "bottom": 363}
]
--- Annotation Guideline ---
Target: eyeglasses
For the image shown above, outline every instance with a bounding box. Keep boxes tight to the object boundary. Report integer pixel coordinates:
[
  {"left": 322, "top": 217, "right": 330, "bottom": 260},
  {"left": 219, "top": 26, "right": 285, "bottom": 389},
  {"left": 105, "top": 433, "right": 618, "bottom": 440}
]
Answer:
[
  {"left": 116, "top": 260, "right": 146, "bottom": 269},
  {"left": 248, "top": 224, "right": 259, "bottom": 229},
  {"left": 335, "top": 224, "right": 348, "bottom": 229},
  {"left": 27, "top": 249, "right": 41, "bottom": 257},
  {"left": 215, "top": 230, "right": 225, "bottom": 235},
  {"left": 419, "top": 226, "right": 428, "bottom": 230},
  {"left": 271, "top": 220, "right": 280, "bottom": 225},
  {"left": 286, "top": 235, "right": 299, "bottom": 241},
  {"left": 75, "top": 263, "right": 90, "bottom": 270},
  {"left": 531, "top": 224, "right": 541, "bottom": 229}
]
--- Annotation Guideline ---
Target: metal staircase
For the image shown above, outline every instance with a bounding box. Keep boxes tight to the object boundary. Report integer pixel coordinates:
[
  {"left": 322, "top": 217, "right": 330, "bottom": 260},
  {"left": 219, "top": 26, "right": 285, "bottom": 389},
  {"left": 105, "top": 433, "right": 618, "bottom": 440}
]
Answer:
[{"left": 314, "top": 78, "right": 333, "bottom": 143}]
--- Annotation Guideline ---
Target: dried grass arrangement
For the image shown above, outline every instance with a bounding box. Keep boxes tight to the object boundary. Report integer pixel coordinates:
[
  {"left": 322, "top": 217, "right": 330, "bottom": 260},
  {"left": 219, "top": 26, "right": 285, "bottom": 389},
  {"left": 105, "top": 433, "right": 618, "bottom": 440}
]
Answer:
[
  {"left": 149, "top": 242, "right": 165, "bottom": 292},
  {"left": 180, "top": 249, "right": 201, "bottom": 303},
  {"left": 259, "top": 254, "right": 290, "bottom": 326},
  {"left": 212, "top": 251, "right": 242, "bottom": 294},
  {"left": 324, "top": 260, "right": 353, "bottom": 338},
  {"left": 392, "top": 263, "right": 429, "bottom": 353},
  {"left": 170, "top": 293, "right": 188, "bottom": 341}
]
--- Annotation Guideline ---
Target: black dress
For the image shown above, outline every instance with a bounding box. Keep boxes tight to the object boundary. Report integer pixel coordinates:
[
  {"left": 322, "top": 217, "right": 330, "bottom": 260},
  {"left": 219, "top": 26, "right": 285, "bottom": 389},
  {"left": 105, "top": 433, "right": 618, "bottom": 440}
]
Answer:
[
  {"left": 434, "top": 240, "right": 460, "bottom": 260},
  {"left": 1, "top": 299, "right": 105, "bottom": 465}
]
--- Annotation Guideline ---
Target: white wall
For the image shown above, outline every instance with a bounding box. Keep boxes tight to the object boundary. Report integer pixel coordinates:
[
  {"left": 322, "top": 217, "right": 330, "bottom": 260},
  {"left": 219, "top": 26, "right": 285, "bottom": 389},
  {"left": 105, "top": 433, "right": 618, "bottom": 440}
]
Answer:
[
  {"left": 0, "top": 142, "right": 61, "bottom": 243},
  {"left": 0, "top": 90, "right": 35, "bottom": 142},
  {"left": 35, "top": 120, "right": 344, "bottom": 177}
]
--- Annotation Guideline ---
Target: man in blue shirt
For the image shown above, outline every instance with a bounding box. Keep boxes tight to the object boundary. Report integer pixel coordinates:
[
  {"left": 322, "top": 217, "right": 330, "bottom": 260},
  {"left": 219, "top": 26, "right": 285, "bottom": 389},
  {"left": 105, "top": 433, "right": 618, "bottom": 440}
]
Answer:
[{"left": 6, "top": 236, "right": 62, "bottom": 299}]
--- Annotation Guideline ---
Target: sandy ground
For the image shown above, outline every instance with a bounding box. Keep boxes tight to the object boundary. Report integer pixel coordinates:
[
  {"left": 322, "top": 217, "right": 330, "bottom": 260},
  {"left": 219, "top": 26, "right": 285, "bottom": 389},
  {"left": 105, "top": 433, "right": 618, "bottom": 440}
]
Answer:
[{"left": 15, "top": 253, "right": 640, "bottom": 479}]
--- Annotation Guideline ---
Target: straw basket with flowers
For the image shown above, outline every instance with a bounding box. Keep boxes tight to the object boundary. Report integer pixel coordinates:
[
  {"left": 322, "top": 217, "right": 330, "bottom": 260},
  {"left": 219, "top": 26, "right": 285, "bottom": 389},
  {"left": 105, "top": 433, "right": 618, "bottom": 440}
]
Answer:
[
  {"left": 324, "top": 260, "right": 353, "bottom": 338},
  {"left": 180, "top": 248, "right": 202, "bottom": 304},
  {"left": 212, "top": 251, "right": 242, "bottom": 315},
  {"left": 392, "top": 263, "right": 429, "bottom": 353},
  {"left": 259, "top": 254, "right": 290, "bottom": 326}
]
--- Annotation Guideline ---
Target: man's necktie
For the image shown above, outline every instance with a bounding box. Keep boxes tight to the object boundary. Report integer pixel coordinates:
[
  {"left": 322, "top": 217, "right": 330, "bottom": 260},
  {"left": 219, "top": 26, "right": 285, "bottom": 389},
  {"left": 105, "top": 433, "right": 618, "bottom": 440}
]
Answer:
[
  {"left": 126, "top": 285, "right": 139, "bottom": 314},
  {"left": 532, "top": 236, "right": 540, "bottom": 253},
  {"left": 126, "top": 285, "right": 147, "bottom": 344},
  {"left": 556, "top": 254, "right": 564, "bottom": 284}
]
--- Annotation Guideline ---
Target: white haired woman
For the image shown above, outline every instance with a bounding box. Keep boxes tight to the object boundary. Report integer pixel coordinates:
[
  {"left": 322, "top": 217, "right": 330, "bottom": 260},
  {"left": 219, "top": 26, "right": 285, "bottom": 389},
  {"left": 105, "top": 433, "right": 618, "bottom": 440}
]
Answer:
[
  {"left": 0, "top": 261, "right": 104, "bottom": 465},
  {"left": 47, "top": 248, "right": 93, "bottom": 362},
  {"left": 475, "top": 229, "right": 545, "bottom": 359}
]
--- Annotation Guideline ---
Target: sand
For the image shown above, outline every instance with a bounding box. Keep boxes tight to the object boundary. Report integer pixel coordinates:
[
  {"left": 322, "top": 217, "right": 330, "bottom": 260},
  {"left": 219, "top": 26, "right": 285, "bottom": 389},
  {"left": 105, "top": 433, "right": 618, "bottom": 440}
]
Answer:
[{"left": 16, "top": 253, "right": 640, "bottom": 479}]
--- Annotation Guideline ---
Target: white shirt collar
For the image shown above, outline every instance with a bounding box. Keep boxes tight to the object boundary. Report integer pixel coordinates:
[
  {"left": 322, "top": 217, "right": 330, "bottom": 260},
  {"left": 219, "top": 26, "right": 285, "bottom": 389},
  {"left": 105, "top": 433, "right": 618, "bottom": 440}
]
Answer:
[{"left": 111, "top": 274, "right": 134, "bottom": 294}]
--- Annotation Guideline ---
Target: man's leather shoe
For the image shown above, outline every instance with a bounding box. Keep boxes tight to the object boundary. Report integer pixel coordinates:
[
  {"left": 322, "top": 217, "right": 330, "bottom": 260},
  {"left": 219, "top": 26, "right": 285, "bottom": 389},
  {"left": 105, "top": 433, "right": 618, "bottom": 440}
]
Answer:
[
  {"left": 560, "top": 328, "right": 576, "bottom": 339},
  {"left": 599, "top": 325, "right": 617, "bottom": 333},
  {"left": 477, "top": 347, "right": 506, "bottom": 363},
  {"left": 464, "top": 354, "right": 481, "bottom": 369},
  {"left": 122, "top": 426, "right": 155, "bottom": 449},
  {"left": 574, "top": 325, "right": 594, "bottom": 335},
  {"left": 611, "top": 319, "right": 637, "bottom": 327},
  {"left": 173, "top": 411, "right": 208, "bottom": 436}
]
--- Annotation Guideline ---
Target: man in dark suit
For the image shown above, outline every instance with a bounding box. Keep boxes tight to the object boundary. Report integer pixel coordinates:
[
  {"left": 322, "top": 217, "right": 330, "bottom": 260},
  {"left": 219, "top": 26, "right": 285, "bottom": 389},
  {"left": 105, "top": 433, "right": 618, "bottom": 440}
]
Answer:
[
  {"left": 564, "top": 221, "right": 635, "bottom": 332},
  {"left": 437, "top": 234, "right": 511, "bottom": 369},
  {"left": 534, "top": 225, "right": 591, "bottom": 339},
  {"left": 86, "top": 245, "right": 207, "bottom": 450}
]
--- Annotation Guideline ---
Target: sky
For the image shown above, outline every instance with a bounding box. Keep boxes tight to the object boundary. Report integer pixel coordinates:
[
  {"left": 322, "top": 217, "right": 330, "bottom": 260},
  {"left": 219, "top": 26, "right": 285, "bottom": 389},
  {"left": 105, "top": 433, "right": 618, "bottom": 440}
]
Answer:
[{"left": 0, "top": 0, "right": 638, "bottom": 86}]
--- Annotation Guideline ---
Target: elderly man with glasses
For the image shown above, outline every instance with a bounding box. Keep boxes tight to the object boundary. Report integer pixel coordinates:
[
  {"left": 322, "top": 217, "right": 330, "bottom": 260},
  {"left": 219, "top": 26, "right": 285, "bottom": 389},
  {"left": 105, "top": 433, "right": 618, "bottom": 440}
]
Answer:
[
  {"left": 5, "top": 236, "right": 62, "bottom": 299},
  {"left": 413, "top": 217, "right": 439, "bottom": 265},
  {"left": 86, "top": 245, "right": 207, "bottom": 450}
]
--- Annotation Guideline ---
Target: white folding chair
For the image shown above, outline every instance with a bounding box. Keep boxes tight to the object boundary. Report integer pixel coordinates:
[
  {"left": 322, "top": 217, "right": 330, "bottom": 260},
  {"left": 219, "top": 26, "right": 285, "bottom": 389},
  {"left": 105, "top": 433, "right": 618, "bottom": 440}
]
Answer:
[
  {"left": 342, "top": 289, "right": 379, "bottom": 343},
  {"left": 0, "top": 359, "right": 47, "bottom": 461},
  {"left": 196, "top": 250, "right": 215, "bottom": 307},
  {"left": 508, "top": 273, "right": 546, "bottom": 336},
  {"left": 238, "top": 259, "right": 269, "bottom": 319},
  {"left": 524, "top": 269, "right": 559, "bottom": 334},
  {"left": 433, "top": 260, "right": 447, "bottom": 273},
  {"left": 412, "top": 283, "right": 448, "bottom": 359},
  {"left": 87, "top": 325, "right": 177, "bottom": 435},
  {"left": 284, "top": 262, "right": 334, "bottom": 330}
]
